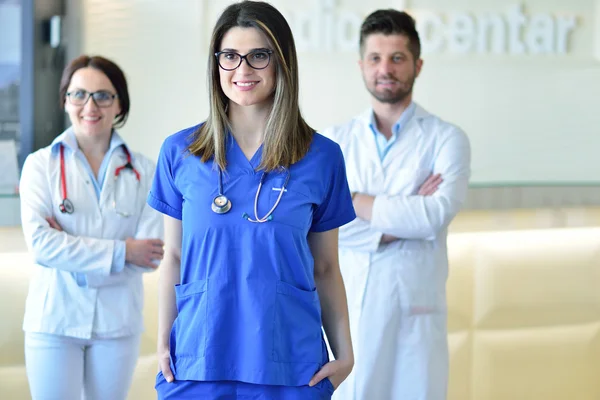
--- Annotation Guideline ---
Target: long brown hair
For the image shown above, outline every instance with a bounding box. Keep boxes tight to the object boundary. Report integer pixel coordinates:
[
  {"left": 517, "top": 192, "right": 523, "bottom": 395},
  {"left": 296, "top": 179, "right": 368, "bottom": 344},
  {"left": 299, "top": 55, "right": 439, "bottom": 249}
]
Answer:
[{"left": 188, "top": 1, "right": 314, "bottom": 171}]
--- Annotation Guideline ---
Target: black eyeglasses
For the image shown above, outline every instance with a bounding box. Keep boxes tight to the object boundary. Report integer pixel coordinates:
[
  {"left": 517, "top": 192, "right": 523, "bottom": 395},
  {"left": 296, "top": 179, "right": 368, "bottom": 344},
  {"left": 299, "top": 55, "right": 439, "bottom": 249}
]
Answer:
[
  {"left": 215, "top": 49, "right": 274, "bottom": 71},
  {"left": 66, "top": 90, "right": 118, "bottom": 108}
]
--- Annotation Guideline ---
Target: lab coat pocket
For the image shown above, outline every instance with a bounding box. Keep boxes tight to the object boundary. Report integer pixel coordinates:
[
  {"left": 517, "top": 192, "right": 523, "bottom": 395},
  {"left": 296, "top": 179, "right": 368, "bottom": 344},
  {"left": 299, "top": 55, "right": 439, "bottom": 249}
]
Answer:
[
  {"left": 273, "top": 281, "right": 323, "bottom": 363},
  {"left": 392, "top": 250, "right": 446, "bottom": 314},
  {"left": 172, "top": 279, "right": 208, "bottom": 358},
  {"left": 109, "top": 171, "right": 142, "bottom": 218}
]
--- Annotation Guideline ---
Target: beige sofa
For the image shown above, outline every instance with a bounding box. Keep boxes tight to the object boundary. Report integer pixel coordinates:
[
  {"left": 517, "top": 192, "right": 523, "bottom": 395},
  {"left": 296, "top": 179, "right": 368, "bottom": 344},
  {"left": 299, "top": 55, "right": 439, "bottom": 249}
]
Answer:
[
  {"left": 1, "top": 208, "right": 600, "bottom": 399},
  {"left": 446, "top": 227, "right": 600, "bottom": 400},
  {"left": 0, "top": 250, "right": 160, "bottom": 400}
]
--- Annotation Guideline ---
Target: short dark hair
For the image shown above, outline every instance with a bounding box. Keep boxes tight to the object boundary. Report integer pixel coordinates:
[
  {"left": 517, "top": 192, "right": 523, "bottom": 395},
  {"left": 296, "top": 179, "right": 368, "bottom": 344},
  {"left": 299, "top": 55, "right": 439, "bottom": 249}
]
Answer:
[
  {"left": 59, "top": 55, "right": 130, "bottom": 128},
  {"left": 359, "top": 9, "right": 421, "bottom": 61}
]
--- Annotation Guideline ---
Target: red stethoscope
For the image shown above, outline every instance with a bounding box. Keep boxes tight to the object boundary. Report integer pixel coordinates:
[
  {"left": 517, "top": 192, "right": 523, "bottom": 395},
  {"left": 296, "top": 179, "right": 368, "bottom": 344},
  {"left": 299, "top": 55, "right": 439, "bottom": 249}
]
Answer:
[{"left": 58, "top": 143, "right": 140, "bottom": 214}]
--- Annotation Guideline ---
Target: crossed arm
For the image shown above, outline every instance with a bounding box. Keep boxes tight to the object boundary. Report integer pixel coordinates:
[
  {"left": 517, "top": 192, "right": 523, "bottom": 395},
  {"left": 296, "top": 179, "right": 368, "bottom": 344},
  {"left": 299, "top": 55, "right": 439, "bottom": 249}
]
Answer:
[
  {"left": 20, "top": 153, "right": 164, "bottom": 288},
  {"left": 352, "top": 173, "right": 443, "bottom": 244},
  {"left": 341, "top": 131, "right": 471, "bottom": 248},
  {"left": 46, "top": 217, "right": 164, "bottom": 270}
]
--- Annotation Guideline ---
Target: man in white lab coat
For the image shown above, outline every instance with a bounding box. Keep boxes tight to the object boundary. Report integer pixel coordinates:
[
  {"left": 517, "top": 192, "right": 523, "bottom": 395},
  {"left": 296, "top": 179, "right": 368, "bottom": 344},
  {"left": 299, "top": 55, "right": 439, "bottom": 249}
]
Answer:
[{"left": 323, "top": 9, "right": 471, "bottom": 400}]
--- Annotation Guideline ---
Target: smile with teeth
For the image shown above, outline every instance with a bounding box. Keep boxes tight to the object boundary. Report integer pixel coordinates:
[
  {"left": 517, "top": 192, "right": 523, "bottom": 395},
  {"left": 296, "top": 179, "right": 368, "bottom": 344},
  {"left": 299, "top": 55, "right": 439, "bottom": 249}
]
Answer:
[
  {"left": 82, "top": 116, "right": 101, "bottom": 121},
  {"left": 235, "top": 82, "right": 258, "bottom": 87}
]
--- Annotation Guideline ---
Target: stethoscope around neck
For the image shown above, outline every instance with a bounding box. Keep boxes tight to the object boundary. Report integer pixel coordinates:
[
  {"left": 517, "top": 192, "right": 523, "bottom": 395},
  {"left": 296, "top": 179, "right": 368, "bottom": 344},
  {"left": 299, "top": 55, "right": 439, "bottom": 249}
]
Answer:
[
  {"left": 212, "top": 168, "right": 290, "bottom": 223},
  {"left": 58, "top": 143, "right": 140, "bottom": 216}
]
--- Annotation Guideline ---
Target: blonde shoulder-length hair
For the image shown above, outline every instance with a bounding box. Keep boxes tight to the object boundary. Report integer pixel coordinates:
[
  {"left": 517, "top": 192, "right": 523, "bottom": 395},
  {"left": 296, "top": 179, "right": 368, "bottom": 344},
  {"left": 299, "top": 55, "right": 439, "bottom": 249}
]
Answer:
[{"left": 188, "top": 1, "right": 314, "bottom": 172}]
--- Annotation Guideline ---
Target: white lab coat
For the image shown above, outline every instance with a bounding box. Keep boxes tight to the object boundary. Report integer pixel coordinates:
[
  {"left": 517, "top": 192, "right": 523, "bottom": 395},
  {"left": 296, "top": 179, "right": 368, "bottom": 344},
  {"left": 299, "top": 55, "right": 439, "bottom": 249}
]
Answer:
[
  {"left": 323, "top": 104, "right": 471, "bottom": 400},
  {"left": 19, "top": 129, "right": 163, "bottom": 339}
]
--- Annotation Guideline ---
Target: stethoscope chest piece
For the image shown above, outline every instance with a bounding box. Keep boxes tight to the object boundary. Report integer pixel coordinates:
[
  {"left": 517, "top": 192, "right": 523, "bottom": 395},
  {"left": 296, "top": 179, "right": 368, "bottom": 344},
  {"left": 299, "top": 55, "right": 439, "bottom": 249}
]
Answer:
[
  {"left": 59, "top": 198, "right": 74, "bottom": 214},
  {"left": 213, "top": 167, "right": 289, "bottom": 222},
  {"left": 57, "top": 143, "right": 140, "bottom": 216},
  {"left": 211, "top": 194, "right": 232, "bottom": 214}
]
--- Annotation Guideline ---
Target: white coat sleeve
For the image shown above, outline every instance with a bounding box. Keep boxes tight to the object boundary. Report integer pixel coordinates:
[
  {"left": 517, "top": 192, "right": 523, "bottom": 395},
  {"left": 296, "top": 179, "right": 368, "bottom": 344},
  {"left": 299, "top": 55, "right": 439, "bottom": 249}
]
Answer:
[
  {"left": 321, "top": 125, "right": 384, "bottom": 253},
  {"left": 338, "top": 219, "right": 383, "bottom": 252},
  {"left": 20, "top": 152, "right": 119, "bottom": 277},
  {"left": 370, "top": 128, "right": 471, "bottom": 240},
  {"left": 86, "top": 159, "right": 164, "bottom": 288}
]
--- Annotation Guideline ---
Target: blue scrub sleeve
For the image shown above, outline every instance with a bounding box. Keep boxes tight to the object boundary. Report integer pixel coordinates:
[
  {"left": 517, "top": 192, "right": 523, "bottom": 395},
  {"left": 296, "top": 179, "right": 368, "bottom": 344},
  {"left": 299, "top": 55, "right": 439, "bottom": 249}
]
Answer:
[
  {"left": 310, "top": 146, "right": 356, "bottom": 232},
  {"left": 147, "top": 139, "right": 184, "bottom": 220}
]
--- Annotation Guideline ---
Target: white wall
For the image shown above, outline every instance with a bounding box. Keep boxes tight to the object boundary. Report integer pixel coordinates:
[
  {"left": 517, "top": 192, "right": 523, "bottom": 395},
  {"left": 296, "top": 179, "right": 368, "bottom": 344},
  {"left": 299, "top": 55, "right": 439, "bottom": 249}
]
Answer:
[
  {"left": 77, "top": 0, "right": 599, "bottom": 185},
  {"left": 80, "top": 0, "right": 209, "bottom": 157}
]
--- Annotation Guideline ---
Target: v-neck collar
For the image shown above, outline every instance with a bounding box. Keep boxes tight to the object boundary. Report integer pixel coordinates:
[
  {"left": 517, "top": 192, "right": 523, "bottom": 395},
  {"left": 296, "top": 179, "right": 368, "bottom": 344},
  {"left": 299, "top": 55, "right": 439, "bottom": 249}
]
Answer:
[{"left": 227, "top": 132, "right": 264, "bottom": 172}]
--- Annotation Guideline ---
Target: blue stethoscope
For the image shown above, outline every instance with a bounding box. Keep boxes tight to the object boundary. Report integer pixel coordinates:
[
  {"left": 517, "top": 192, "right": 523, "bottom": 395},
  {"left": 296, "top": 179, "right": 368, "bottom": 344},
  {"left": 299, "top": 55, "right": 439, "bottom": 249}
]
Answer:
[{"left": 212, "top": 168, "right": 290, "bottom": 223}]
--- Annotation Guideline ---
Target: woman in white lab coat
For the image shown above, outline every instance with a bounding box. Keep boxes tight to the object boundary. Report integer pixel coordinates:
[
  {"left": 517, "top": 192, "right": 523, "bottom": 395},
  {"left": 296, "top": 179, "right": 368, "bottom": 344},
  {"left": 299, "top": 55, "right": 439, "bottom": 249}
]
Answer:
[{"left": 19, "top": 55, "right": 164, "bottom": 400}]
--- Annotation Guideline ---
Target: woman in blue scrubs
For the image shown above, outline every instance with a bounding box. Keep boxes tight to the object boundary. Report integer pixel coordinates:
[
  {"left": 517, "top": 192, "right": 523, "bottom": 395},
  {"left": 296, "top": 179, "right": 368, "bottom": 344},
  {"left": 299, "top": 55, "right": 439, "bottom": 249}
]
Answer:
[{"left": 148, "top": 1, "right": 356, "bottom": 398}]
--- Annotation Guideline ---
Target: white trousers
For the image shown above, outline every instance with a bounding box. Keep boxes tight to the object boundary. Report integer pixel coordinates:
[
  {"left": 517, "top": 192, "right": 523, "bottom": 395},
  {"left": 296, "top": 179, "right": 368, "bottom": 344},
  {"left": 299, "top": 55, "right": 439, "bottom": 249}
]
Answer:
[{"left": 25, "top": 332, "right": 141, "bottom": 400}]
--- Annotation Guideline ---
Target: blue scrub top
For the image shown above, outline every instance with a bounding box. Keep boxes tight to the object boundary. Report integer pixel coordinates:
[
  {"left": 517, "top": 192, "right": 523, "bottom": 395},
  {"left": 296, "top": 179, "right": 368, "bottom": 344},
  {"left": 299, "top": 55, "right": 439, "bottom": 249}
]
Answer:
[{"left": 147, "top": 125, "right": 356, "bottom": 387}]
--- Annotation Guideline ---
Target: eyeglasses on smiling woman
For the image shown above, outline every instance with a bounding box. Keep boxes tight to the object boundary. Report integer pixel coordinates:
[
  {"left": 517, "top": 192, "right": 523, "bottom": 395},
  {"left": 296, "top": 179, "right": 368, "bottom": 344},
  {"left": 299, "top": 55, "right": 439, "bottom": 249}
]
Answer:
[
  {"left": 66, "top": 90, "right": 118, "bottom": 108},
  {"left": 215, "top": 49, "right": 274, "bottom": 71}
]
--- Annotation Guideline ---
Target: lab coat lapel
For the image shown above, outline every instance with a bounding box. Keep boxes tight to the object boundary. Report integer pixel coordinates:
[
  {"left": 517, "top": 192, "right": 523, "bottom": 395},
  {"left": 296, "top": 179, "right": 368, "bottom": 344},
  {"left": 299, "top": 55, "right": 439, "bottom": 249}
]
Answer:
[
  {"left": 355, "top": 109, "right": 385, "bottom": 183},
  {"left": 380, "top": 104, "right": 429, "bottom": 170},
  {"left": 98, "top": 149, "right": 126, "bottom": 210}
]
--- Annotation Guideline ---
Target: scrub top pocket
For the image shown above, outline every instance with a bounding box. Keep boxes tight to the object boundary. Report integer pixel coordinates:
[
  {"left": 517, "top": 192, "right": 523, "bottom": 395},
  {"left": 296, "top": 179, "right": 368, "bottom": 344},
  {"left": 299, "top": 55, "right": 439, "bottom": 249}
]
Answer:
[
  {"left": 173, "top": 279, "right": 208, "bottom": 358},
  {"left": 272, "top": 280, "right": 323, "bottom": 363},
  {"left": 323, "top": 377, "right": 335, "bottom": 394},
  {"left": 268, "top": 178, "right": 313, "bottom": 230}
]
